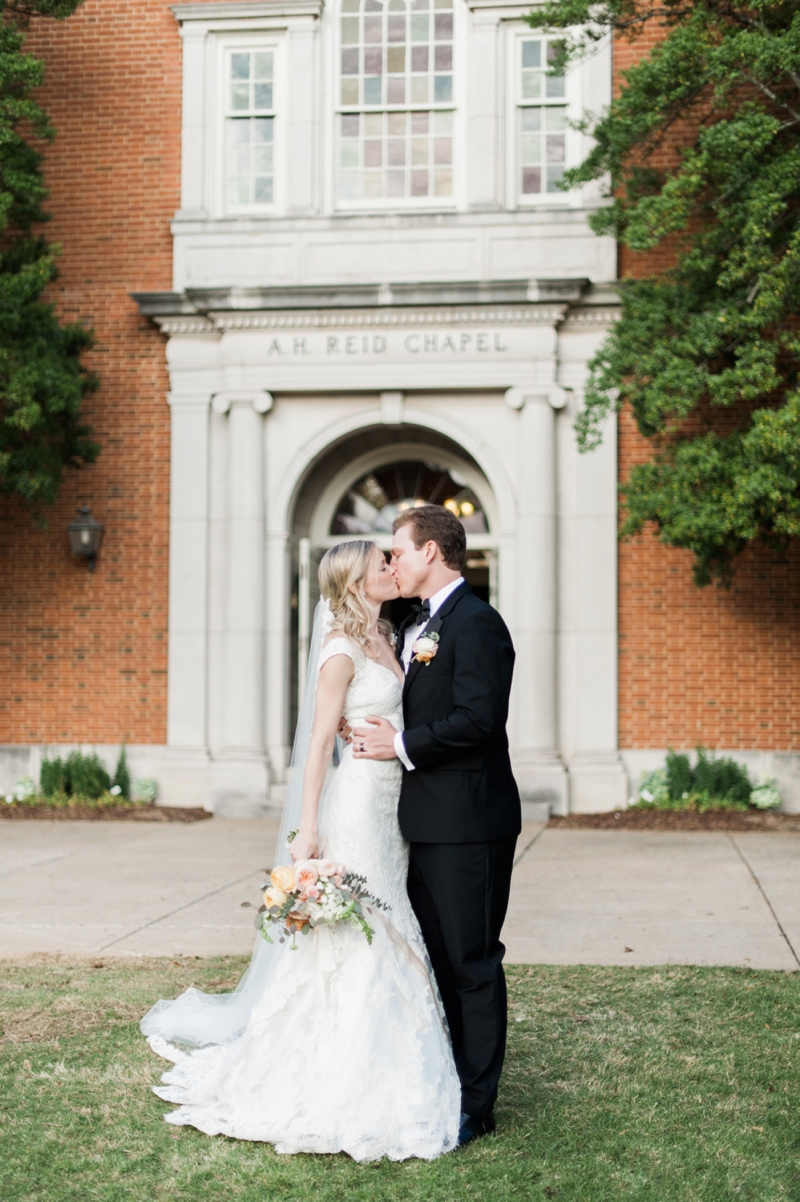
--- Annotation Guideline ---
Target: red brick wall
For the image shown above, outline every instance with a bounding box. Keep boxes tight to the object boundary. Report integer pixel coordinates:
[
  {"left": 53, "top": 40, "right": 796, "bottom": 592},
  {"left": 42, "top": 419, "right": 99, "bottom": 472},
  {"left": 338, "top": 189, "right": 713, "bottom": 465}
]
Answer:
[
  {"left": 618, "top": 410, "right": 800, "bottom": 750},
  {"left": 2, "top": 5, "right": 796, "bottom": 755},
  {"left": 0, "top": 0, "right": 183, "bottom": 744},
  {"left": 613, "top": 28, "right": 800, "bottom": 751}
]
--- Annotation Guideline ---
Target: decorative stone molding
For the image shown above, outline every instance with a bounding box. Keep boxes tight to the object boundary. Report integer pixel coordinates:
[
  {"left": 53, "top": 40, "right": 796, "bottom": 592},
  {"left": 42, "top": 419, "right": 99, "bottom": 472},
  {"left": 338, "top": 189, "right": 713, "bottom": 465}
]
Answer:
[
  {"left": 211, "top": 391, "right": 274, "bottom": 415},
  {"left": 212, "top": 305, "right": 568, "bottom": 331},
  {"left": 171, "top": 1, "right": 324, "bottom": 23},
  {"left": 134, "top": 279, "right": 590, "bottom": 320},
  {"left": 504, "top": 386, "right": 571, "bottom": 411},
  {"left": 157, "top": 317, "right": 217, "bottom": 336},
  {"left": 561, "top": 307, "right": 620, "bottom": 327}
]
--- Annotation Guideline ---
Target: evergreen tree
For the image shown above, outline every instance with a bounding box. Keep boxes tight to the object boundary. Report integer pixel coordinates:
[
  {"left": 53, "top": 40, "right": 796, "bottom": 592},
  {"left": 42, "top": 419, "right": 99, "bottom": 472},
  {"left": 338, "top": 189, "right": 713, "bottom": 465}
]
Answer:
[
  {"left": 528, "top": 0, "right": 800, "bottom": 584},
  {"left": 0, "top": 0, "right": 98, "bottom": 513}
]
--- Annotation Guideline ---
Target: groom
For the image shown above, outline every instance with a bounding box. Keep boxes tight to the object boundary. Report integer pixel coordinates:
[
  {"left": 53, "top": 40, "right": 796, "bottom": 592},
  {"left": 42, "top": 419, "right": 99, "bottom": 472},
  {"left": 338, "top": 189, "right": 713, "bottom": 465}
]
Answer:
[{"left": 353, "top": 505, "right": 521, "bottom": 1146}]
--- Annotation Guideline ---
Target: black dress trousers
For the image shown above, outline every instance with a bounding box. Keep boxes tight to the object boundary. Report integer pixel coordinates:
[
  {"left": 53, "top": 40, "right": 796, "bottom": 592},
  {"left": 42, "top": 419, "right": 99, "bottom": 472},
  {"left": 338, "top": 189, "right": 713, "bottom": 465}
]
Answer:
[{"left": 406, "top": 835, "right": 517, "bottom": 1118}]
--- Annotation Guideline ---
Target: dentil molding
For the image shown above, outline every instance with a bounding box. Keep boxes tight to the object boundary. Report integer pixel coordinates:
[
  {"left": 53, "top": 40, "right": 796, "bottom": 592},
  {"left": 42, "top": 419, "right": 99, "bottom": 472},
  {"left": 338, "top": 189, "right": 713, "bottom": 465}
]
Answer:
[{"left": 154, "top": 305, "right": 570, "bottom": 337}]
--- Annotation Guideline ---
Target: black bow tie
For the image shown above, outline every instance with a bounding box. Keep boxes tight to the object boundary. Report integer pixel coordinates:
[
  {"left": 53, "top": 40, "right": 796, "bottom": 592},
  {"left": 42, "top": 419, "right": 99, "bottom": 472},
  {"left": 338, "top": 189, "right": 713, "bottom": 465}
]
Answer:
[{"left": 411, "top": 599, "right": 431, "bottom": 622}]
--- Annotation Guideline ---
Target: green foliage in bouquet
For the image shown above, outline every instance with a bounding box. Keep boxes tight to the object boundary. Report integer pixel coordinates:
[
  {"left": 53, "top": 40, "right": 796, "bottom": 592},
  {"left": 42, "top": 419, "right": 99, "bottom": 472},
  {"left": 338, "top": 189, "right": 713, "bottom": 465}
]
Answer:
[
  {"left": 635, "top": 748, "right": 781, "bottom": 812},
  {"left": 0, "top": 0, "right": 99, "bottom": 512},
  {"left": 526, "top": 0, "right": 800, "bottom": 585}
]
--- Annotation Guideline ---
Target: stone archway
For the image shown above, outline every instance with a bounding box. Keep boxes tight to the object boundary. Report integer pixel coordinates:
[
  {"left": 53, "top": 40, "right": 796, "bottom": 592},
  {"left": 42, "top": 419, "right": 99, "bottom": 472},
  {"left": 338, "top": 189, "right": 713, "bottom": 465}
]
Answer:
[{"left": 286, "top": 424, "right": 500, "bottom": 732}]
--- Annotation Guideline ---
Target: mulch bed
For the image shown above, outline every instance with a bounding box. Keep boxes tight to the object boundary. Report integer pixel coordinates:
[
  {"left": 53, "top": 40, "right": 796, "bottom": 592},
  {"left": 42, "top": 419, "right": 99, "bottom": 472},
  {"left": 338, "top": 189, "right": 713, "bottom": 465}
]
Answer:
[
  {"left": 548, "top": 809, "right": 800, "bottom": 832},
  {"left": 0, "top": 803, "right": 212, "bottom": 823}
]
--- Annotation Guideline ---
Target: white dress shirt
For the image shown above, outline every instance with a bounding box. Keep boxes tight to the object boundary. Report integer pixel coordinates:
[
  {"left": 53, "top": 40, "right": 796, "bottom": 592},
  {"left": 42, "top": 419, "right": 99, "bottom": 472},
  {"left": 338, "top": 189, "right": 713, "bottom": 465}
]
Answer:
[{"left": 393, "top": 577, "right": 464, "bottom": 771}]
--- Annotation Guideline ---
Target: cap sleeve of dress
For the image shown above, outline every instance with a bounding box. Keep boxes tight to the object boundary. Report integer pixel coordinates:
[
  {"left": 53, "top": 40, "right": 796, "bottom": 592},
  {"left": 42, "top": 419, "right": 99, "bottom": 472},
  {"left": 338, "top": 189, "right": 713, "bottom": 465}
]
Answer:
[{"left": 318, "top": 637, "right": 356, "bottom": 670}]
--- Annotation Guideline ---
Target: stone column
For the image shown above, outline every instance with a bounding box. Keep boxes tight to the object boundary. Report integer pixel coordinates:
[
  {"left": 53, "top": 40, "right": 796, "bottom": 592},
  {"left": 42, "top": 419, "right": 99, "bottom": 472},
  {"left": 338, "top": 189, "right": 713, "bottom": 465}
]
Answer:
[
  {"left": 265, "top": 527, "right": 290, "bottom": 787},
  {"left": 509, "top": 389, "right": 568, "bottom": 812},
  {"left": 209, "top": 391, "right": 273, "bottom": 814},
  {"left": 466, "top": 7, "right": 501, "bottom": 209},
  {"left": 161, "top": 391, "right": 211, "bottom": 807},
  {"left": 285, "top": 15, "right": 320, "bottom": 214},
  {"left": 556, "top": 379, "right": 628, "bottom": 813}
]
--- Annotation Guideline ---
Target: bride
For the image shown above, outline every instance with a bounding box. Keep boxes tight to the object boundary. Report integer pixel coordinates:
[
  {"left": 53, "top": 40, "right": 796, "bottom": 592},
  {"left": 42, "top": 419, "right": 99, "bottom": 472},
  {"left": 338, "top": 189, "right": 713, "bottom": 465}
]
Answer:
[{"left": 140, "top": 540, "right": 461, "bottom": 1161}]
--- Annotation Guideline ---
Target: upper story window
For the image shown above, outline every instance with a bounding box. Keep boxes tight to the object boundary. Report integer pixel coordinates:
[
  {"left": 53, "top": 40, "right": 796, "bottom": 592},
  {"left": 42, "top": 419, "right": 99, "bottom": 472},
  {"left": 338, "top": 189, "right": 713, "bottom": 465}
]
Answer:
[
  {"left": 225, "top": 48, "right": 276, "bottom": 209},
  {"left": 338, "top": 0, "right": 455, "bottom": 205},
  {"left": 517, "top": 37, "right": 566, "bottom": 200}
]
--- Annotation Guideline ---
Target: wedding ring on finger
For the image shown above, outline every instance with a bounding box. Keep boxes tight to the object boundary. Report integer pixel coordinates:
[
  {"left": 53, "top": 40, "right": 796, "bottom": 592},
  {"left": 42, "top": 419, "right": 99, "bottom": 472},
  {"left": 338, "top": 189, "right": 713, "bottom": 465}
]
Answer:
[{"left": 360, "top": 742, "right": 365, "bottom": 753}]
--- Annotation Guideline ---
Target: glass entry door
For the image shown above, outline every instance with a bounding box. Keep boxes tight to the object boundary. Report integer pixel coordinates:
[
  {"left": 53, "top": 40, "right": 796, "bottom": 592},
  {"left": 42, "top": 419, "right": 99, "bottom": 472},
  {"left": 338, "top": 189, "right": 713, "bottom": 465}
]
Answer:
[{"left": 292, "top": 454, "right": 498, "bottom": 738}]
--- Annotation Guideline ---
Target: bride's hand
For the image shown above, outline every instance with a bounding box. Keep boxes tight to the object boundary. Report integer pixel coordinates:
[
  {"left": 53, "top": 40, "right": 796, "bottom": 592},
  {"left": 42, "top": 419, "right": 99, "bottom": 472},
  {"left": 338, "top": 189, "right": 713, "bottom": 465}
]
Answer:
[{"left": 290, "top": 829, "right": 319, "bottom": 862}]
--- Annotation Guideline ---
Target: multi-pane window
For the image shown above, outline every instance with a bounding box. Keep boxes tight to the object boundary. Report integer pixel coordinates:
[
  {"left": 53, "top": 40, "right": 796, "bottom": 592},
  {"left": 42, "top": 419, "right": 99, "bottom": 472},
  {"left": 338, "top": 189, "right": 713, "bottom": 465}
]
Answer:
[
  {"left": 338, "top": 0, "right": 455, "bottom": 202},
  {"left": 226, "top": 49, "right": 275, "bottom": 208},
  {"left": 518, "top": 38, "right": 566, "bottom": 198}
]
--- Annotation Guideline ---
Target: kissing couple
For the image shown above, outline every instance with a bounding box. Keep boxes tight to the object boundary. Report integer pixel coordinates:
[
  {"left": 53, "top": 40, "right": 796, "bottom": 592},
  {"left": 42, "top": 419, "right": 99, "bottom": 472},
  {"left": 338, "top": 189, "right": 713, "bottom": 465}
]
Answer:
[{"left": 141, "top": 504, "right": 521, "bottom": 1161}]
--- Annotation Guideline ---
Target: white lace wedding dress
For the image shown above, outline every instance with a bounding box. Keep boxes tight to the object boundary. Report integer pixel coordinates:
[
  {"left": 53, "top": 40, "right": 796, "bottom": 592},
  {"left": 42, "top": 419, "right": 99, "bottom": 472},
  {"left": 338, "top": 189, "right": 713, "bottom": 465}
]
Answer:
[{"left": 142, "top": 637, "right": 461, "bottom": 1161}]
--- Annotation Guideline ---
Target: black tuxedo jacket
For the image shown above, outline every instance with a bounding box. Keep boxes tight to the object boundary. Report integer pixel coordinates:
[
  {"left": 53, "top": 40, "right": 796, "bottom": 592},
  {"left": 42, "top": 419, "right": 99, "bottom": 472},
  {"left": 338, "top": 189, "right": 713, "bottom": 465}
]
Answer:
[{"left": 396, "top": 581, "right": 521, "bottom": 844}]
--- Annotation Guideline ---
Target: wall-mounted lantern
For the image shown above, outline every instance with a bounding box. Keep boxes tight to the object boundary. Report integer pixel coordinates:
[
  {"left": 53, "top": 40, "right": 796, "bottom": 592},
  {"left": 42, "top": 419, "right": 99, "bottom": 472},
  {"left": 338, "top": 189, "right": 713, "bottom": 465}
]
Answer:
[{"left": 68, "top": 504, "right": 105, "bottom": 571}]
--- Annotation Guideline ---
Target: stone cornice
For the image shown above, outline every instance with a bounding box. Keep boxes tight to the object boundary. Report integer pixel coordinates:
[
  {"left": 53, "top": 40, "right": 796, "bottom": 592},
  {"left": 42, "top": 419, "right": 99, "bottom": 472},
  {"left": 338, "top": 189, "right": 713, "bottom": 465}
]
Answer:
[
  {"left": 171, "top": 1, "right": 323, "bottom": 22},
  {"left": 132, "top": 277, "right": 591, "bottom": 326},
  {"left": 192, "top": 279, "right": 588, "bottom": 311}
]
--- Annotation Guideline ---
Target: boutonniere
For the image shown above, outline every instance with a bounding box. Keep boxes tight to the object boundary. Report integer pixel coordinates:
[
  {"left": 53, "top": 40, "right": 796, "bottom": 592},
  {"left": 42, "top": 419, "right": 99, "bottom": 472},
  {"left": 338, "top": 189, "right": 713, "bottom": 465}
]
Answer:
[{"left": 412, "top": 631, "right": 440, "bottom": 665}]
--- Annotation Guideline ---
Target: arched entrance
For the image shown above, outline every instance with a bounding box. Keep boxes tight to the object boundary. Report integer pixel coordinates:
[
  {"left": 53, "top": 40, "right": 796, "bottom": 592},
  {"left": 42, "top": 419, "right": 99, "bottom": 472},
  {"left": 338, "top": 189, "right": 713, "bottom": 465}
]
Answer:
[{"left": 288, "top": 425, "right": 498, "bottom": 730}]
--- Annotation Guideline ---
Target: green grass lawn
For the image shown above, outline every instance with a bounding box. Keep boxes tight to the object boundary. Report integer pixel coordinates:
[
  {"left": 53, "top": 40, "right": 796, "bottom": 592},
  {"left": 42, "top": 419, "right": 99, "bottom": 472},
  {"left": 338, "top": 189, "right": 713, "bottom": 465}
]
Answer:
[{"left": 1, "top": 957, "right": 798, "bottom": 1202}]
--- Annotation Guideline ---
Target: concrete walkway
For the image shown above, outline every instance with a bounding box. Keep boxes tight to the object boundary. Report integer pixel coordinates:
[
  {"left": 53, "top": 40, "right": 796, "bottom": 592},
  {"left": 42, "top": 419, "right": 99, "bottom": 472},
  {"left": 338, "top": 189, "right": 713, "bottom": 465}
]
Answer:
[{"left": 0, "top": 819, "right": 798, "bottom": 968}]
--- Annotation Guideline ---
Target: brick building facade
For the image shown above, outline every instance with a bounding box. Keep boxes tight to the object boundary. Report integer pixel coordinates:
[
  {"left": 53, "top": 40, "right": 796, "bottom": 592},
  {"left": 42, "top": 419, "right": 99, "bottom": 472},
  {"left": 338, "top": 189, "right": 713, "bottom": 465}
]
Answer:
[{"left": 0, "top": 0, "right": 797, "bottom": 810}]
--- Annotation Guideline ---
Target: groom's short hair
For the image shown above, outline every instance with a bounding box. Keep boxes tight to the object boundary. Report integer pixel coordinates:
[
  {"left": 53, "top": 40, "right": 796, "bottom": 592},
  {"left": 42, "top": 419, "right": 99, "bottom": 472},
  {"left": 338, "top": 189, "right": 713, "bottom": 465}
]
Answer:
[{"left": 393, "top": 505, "right": 467, "bottom": 572}]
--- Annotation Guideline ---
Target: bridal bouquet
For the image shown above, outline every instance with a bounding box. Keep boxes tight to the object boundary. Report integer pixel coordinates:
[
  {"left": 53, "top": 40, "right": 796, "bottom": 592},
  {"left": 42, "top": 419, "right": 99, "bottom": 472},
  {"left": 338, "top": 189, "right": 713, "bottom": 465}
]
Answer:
[{"left": 244, "top": 848, "right": 389, "bottom": 948}]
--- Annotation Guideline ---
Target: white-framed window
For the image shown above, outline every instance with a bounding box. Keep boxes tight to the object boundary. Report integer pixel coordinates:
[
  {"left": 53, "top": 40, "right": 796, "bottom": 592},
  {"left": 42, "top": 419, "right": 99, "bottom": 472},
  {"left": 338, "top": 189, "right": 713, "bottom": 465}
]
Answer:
[
  {"left": 224, "top": 46, "right": 277, "bottom": 210},
  {"left": 336, "top": 0, "right": 456, "bottom": 206},
  {"left": 516, "top": 35, "right": 567, "bottom": 201}
]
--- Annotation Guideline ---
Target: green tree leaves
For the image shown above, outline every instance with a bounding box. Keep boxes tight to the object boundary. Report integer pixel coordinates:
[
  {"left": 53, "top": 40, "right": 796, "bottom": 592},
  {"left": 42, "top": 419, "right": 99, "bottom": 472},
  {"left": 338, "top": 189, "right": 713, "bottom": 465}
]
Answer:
[
  {"left": 528, "top": 0, "right": 800, "bottom": 583},
  {"left": 0, "top": 2, "right": 98, "bottom": 511}
]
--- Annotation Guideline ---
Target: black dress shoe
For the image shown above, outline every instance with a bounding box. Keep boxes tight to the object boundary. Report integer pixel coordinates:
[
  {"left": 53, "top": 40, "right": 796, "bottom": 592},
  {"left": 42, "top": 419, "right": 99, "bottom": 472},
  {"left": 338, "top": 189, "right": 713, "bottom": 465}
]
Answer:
[{"left": 457, "top": 1110, "right": 496, "bottom": 1147}]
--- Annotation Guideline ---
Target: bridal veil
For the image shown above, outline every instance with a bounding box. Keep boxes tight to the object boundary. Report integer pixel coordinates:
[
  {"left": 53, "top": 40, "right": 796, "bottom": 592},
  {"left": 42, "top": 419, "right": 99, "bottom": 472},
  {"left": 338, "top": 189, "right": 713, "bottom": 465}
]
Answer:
[{"left": 140, "top": 600, "right": 336, "bottom": 1049}]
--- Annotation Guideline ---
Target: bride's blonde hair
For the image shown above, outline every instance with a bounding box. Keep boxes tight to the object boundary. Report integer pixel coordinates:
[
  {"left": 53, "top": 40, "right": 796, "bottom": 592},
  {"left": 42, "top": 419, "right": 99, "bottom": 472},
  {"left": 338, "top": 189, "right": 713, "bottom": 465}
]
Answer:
[{"left": 318, "top": 540, "right": 394, "bottom": 656}]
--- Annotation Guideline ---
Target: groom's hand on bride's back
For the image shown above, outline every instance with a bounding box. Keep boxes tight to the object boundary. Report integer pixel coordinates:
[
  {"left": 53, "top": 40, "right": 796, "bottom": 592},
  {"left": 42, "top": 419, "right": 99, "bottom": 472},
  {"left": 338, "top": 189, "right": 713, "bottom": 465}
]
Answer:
[
  {"left": 352, "top": 715, "right": 399, "bottom": 760},
  {"left": 338, "top": 716, "right": 352, "bottom": 742}
]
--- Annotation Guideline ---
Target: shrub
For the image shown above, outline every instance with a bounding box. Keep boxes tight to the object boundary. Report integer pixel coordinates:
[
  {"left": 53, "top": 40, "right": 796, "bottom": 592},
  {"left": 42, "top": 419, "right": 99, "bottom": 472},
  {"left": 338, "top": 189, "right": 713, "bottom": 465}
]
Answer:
[
  {"left": 666, "top": 751, "right": 692, "bottom": 802},
  {"left": 638, "top": 766, "right": 670, "bottom": 806},
  {"left": 112, "top": 746, "right": 131, "bottom": 800},
  {"left": 40, "top": 750, "right": 110, "bottom": 800},
  {"left": 750, "top": 778, "right": 782, "bottom": 810},
  {"left": 133, "top": 777, "right": 157, "bottom": 804},
  {"left": 40, "top": 756, "right": 66, "bottom": 797},
  {"left": 64, "top": 750, "right": 109, "bottom": 798},
  {"left": 636, "top": 749, "right": 781, "bottom": 811}
]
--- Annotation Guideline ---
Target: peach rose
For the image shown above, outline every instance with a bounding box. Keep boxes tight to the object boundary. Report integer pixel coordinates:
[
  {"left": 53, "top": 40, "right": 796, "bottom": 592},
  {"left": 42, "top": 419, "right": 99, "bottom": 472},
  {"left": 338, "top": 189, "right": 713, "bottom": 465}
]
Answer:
[
  {"left": 270, "top": 865, "right": 295, "bottom": 893},
  {"left": 263, "top": 886, "right": 288, "bottom": 911},
  {"left": 294, "top": 861, "right": 319, "bottom": 896},
  {"left": 317, "top": 859, "right": 345, "bottom": 880}
]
